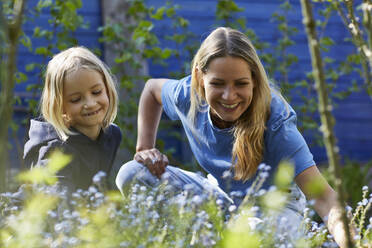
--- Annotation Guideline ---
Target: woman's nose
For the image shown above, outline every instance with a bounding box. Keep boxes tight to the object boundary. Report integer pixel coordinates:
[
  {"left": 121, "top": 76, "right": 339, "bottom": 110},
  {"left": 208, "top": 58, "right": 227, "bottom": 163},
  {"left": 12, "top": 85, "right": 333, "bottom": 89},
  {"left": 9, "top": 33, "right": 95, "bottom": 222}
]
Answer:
[{"left": 221, "top": 86, "right": 237, "bottom": 100}]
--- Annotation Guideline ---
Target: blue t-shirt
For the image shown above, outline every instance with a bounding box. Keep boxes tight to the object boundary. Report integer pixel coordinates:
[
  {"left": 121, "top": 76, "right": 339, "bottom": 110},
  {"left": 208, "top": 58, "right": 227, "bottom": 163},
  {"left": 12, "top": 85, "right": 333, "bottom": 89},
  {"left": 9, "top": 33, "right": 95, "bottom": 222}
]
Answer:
[{"left": 161, "top": 75, "right": 315, "bottom": 195}]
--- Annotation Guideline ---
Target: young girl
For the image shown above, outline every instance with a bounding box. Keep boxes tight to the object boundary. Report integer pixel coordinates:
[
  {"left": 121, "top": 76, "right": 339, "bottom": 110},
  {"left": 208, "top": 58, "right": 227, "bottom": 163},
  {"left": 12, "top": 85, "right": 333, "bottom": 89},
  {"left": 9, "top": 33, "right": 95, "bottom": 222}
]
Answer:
[
  {"left": 116, "top": 27, "right": 349, "bottom": 247},
  {"left": 24, "top": 46, "right": 122, "bottom": 191}
]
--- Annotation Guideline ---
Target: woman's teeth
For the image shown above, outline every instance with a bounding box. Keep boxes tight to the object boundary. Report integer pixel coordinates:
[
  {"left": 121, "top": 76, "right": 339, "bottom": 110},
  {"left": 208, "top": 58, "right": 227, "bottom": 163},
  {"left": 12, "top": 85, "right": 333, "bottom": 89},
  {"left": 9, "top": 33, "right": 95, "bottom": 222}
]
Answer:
[{"left": 221, "top": 103, "right": 238, "bottom": 109}]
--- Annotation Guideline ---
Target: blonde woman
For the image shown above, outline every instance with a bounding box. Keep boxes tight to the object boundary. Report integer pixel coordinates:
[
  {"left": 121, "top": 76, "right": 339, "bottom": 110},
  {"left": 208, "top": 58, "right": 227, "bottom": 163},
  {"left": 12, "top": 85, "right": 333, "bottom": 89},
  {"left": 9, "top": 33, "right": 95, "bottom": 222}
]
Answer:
[
  {"left": 24, "top": 46, "right": 121, "bottom": 191},
  {"left": 116, "top": 27, "right": 348, "bottom": 247}
]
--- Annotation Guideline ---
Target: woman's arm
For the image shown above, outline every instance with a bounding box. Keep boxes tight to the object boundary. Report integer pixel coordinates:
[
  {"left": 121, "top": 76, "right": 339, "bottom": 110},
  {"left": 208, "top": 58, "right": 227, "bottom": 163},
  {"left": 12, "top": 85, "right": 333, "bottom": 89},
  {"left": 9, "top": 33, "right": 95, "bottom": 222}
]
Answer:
[
  {"left": 295, "top": 166, "right": 352, "bottom": 248},
  {"left": 135, "top": 78, "right": 170, "bottom": 178}
]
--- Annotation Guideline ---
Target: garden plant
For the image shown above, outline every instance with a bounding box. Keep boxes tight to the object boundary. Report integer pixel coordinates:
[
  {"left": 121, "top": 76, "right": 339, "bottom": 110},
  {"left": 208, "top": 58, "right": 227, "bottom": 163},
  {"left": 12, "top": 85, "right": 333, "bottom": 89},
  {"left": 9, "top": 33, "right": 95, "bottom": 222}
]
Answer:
[{"left": 0, "top": 0, "right": 371, "bottom": 247}]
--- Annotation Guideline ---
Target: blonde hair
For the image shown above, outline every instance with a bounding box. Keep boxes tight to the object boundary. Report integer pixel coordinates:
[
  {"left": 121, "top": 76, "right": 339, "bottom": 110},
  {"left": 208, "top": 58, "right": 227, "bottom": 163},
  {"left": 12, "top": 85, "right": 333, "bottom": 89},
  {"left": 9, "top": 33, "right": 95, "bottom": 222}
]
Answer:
[
  {"left": 189, "top": 27, "right": 272, "bottom": 181},
  {"left": 41, "top": 46, "right": 118, "bottom": 141}
]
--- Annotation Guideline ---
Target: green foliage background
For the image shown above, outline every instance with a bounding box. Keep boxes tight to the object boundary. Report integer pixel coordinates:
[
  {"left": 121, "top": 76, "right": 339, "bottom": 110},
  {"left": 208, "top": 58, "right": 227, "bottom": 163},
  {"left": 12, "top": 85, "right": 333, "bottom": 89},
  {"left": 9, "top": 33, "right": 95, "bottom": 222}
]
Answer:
[
  {"left": 0, "top": 1, "right": 372, "bottom": 247},
  {"left": 1, "top": 0, "right": 371, "bottom": 209}
]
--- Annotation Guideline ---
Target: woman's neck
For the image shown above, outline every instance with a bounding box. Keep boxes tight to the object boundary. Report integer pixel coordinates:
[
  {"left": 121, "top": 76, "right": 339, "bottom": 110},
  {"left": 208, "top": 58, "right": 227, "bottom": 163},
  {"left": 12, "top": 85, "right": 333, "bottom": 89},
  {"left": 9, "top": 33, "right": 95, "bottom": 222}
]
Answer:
[{"left": 210, "top": 112, "right": 235, "bottom": 129}]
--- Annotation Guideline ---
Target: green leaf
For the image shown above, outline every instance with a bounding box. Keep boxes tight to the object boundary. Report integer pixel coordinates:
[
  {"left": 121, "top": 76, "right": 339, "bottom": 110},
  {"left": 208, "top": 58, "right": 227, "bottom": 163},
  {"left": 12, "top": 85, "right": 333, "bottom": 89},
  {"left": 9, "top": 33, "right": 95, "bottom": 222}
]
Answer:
[
  {"left": 320, "top": 37, "right": 334, "bottom": 46},
  {"left": 165, "top": 7, "right": 176, "bottom": 17},
  {"left": 37, "top": 0, "right": 53, "bottom": 10},
  {"left": 17, "top": 150, "right": 71, "bottom": 185},
  {"left": 151, "top": 7, "right": 165, "bottom": 20},
  {"left": 161, "top": 48, "right": 172, "bottom": 59},
  {"left": 261, "top": 190, "right": 288, "bottom": 211},
  {"left": 26, "top": 63, "right": 36, "bottom": 72},
  {"left": 35, "top": 47, "right": 49, "bottom": 56},
  {"left": 48, "top": 150, "right": 72, "bottom": 173},
  {"left": 20, "top": 35, "right": 32, "bottom": 50},
  {"left": 274, "top": 161, "right": 294, "bottom": 190}
]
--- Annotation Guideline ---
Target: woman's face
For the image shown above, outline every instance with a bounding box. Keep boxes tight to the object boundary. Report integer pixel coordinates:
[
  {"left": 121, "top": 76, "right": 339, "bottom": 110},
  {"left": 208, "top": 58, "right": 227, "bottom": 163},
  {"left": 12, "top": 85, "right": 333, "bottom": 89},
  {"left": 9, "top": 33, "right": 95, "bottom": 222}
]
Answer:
[{"left": 199, "top": 56, "right": 255, "bottom": 128}]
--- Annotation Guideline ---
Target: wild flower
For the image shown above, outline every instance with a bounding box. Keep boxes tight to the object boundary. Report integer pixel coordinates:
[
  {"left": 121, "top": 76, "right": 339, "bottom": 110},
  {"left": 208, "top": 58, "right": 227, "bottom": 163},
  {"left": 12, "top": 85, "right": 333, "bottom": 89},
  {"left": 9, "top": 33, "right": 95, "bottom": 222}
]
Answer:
[{"left": 0, "top": 161, "right": 371, "bottom": 247}]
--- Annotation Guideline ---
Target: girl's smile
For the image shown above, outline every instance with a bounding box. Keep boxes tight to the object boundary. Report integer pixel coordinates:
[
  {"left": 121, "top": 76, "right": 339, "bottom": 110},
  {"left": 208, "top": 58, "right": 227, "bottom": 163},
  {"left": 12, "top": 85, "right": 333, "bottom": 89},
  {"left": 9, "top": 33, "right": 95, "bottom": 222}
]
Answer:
[
  {"left": 82, "top": 107, "right": 103, "bottom": 117},
  {"left": 63, "top": 68, "right": 109, "bottom": 140}
]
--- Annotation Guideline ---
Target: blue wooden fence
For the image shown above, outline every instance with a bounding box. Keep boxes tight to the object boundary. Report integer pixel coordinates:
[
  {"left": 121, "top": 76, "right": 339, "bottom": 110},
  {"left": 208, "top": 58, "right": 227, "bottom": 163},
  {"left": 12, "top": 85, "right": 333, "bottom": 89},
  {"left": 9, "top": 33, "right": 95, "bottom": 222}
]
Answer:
[
  {"left": 147, "top": 0, "right": 372, "bottom": 165},
  {"left": 11, "top": 0, "right": 102, "bottom": 168},
  {"left": 12, "top": 0, "right": 372, "bottom": 169}
]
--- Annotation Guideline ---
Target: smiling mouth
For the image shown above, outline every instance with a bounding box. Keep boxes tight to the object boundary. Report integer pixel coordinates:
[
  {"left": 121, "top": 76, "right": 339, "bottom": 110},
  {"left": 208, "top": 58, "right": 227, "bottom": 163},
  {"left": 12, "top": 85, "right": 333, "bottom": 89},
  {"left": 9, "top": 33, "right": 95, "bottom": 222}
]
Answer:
[
  {"left": 83, "top": 108, "right": 101, "bottom": 116},
  {"left": 221, "top": 103, "right": 239, "bottom": 109}
]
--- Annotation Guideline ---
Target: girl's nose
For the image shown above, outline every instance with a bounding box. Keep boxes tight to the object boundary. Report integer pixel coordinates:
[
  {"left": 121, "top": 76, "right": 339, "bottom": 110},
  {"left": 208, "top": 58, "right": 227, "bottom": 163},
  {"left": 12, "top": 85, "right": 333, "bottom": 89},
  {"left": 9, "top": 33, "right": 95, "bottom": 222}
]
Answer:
[{"left": 84, "top": 97, "right": 96, "bottom": 108}]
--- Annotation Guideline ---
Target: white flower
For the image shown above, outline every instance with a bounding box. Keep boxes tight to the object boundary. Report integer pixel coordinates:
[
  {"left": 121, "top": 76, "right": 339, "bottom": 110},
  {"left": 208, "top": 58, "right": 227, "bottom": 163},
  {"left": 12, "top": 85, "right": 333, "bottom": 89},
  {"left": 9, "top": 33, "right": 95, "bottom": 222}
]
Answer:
[
  {"left": 192, "top": 195, "right": 203, "bottom": 205},
  {"left": 222, "top": 170, "right": 232, "bottom": 178},
  {"left": 348, "top": 23, "right": 358, "bottom": 35},
  {"left": 247, "top": 217, "right": 263, "bottom": 229},
  {"left": 216, "top": 199, "right": 223, "bottom": 206},
  {"left": 259, "top": 171, "right": 269, "bottom": 179},
  {"left": 92, "top": 171, "right": 106, "bottom": 183},
  {"left": 346, "top": 205, "right": 353, "bottom": 212},
  {"left": 258, "top": 163, "right": 266, "bottom": 170},
  {"left": 228, "top": 205, "right": 237, "bottom": 212},
  {"left": 88, "top": 186, "right": 98, "bottom": 194},
  {"left": 257, "top": 189, "right": 266, "bottom": 196}
]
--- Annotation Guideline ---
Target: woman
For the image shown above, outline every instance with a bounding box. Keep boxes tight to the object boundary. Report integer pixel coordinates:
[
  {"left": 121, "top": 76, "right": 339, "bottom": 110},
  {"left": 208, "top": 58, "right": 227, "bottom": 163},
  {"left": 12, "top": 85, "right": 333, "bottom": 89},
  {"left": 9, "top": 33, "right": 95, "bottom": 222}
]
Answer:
[{"left": 116, "top": 27, "right": 348, "bottom": 247}]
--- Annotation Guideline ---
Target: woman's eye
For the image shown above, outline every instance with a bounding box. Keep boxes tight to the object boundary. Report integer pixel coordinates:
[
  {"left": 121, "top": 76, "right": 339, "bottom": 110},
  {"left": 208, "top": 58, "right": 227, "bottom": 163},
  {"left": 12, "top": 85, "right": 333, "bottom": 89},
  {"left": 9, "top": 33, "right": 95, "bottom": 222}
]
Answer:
[
  {"left": 236, "top": 82, "right": 249, "bottom": 86},
  {"left": 210, "top": 82, "right": 223, "bottom": 86},
  {"left": 93, "top": 89, "right": 102, "bottom": 95}
]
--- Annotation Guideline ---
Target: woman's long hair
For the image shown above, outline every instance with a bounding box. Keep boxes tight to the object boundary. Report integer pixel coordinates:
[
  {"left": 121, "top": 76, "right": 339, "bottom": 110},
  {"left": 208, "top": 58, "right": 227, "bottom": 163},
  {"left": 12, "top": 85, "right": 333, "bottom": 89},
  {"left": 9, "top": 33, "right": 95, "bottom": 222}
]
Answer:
[{"left": 188, "top": 27, "right": 271, "bottom": 181}]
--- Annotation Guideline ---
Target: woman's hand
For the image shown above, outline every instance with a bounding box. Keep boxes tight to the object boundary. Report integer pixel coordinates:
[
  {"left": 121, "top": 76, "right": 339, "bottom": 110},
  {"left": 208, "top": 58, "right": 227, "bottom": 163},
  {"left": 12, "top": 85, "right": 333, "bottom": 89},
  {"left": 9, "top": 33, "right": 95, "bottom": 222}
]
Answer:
[{"left": 134, "top": 148, "right": 169, "bottom": 178}]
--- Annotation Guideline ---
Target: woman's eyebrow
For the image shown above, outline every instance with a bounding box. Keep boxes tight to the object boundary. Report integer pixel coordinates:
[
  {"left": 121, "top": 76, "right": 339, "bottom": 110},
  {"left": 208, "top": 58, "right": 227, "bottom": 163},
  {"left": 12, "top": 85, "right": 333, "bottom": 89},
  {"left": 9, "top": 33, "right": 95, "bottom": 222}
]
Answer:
[
  {"left": 210, "top": 77, "right": 224, "bottom": 81},
  {"left": 235, "top": 77, "right": 252, "bottom": 81}
]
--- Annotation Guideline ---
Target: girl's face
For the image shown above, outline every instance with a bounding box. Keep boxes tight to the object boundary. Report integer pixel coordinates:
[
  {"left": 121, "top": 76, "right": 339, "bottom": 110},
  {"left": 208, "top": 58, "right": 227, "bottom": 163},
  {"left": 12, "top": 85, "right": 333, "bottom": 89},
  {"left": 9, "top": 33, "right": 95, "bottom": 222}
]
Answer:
[
  {"left": 63, "top": 68, "right": 109, "bottom": 139},
  {"left": 199, "top": 56, "right": 255, "bottom": 128}
]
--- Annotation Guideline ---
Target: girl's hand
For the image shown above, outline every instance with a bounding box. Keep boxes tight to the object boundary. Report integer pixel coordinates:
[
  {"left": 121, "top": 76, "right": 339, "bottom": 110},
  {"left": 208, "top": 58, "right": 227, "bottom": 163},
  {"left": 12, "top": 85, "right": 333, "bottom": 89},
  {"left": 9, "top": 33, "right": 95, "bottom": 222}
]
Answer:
[{"left": 134, "top": 148, "right": 169, "bottom": 178}]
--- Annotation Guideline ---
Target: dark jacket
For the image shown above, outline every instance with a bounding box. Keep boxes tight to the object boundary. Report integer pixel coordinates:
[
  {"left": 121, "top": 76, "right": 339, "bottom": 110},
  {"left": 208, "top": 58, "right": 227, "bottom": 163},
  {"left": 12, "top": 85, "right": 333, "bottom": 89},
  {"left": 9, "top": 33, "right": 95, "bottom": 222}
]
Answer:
[{"left": 23, "top": 118, "right": 122, "bottom": 191}]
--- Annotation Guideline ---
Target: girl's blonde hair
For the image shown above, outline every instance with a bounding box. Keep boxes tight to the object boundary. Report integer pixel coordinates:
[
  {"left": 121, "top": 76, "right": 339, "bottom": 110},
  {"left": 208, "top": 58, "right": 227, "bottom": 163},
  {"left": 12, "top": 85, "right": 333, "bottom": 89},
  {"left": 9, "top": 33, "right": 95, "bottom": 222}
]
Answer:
[
  {"left": 189, "top": 27, "right": 272, "bottom": 181},
  {"left": 41, "top": 46, "right": 118, "bottom": 141}
]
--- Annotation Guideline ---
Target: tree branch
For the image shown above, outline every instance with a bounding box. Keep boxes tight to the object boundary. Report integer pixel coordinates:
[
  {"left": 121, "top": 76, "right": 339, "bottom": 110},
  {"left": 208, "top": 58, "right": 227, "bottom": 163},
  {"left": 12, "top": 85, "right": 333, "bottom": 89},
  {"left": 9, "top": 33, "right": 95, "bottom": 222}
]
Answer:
[{"left": 299, "top": 0, "right": 353, "bottom": 247}]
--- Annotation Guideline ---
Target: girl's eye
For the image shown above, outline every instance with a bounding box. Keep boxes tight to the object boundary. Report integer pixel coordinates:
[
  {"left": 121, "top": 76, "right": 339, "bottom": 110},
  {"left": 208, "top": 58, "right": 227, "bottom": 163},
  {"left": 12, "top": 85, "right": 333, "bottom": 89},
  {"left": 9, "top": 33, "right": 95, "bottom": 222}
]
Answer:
[
  {"left": 93, "top": 89, "right": 102, "bottom": 95},
  {"left": 70, "top": 98, "right": 80, "bottom": 103}
]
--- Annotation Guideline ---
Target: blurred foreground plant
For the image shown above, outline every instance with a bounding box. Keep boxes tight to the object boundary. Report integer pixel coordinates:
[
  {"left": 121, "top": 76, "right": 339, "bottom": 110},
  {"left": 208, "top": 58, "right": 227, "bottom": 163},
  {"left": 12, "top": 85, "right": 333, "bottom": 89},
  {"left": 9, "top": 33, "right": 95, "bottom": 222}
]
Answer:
[{"left": 0, "top": 158, "right": 371, "bottom": 247}]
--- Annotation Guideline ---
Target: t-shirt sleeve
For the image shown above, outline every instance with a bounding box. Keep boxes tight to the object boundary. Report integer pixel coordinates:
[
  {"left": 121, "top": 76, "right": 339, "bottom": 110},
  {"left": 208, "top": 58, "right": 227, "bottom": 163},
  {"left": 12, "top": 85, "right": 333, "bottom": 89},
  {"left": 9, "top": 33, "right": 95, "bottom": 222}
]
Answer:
[
  {"left": 161, "top": 76, "right": 191, "bottom": 121},
  {"left": 265, "top": 102, "right": 315, "bottom": 177}
]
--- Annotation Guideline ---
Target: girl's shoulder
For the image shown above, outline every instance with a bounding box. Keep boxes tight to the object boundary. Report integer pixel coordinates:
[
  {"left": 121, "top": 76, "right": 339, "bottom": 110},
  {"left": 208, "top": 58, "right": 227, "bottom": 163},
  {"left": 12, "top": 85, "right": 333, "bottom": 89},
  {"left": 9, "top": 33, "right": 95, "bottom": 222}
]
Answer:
[
  {"left": 106, "top": 123, "right": 122, "bottom": 137},
  {"left": 24, "top": 118, "right": 67, "bottom": 167},
  {"left": 102, "top": 123, "right": 122, "bottom": 145},
  {"left": 24, "top": 118, "right": 63, "bottom": 152}
]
